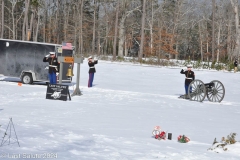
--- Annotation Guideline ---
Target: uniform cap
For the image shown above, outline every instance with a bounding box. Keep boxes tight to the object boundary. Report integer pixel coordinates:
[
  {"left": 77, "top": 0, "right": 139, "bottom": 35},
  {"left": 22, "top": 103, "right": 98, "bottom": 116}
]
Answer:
[
  {"left": 187, "top": 65, "right": 192, "bottom": 68},
  {"left": 49, "top": 52, "right": 55, "bottom": 55},
  {"left": 88, "top": 56, "right": 93, "bottom": 59}
]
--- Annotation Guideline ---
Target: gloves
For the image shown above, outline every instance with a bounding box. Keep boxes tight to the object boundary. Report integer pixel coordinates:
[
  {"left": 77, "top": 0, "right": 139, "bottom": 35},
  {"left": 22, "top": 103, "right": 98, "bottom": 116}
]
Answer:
[
  {"left": 181, "top": 69, "right": 184, "bottom": 72},
  {"left": 56, "top": 72, "right": 59, "bottom": 76},
  {"left": 45, "top": 54, "right": 50, "bottom": 57}
]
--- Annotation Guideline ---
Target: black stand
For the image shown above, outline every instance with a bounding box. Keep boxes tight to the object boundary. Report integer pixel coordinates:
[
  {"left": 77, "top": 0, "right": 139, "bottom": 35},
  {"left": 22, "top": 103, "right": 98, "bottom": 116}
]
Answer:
[
  {"left": 0, "top": 118, "right": 20, "bottom": 147},
  {"left": 68, "top": 90, "right": 71, "bottom": 101},
  {"left": 168, "top": 133, "right": 172, "bottom": 140}
]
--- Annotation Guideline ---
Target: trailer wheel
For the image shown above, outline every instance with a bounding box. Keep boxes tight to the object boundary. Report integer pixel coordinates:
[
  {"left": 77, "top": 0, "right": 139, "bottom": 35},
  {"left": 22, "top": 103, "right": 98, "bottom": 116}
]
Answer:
[{"left": 21, "top": 73, "right": 33, "bottom": 84}]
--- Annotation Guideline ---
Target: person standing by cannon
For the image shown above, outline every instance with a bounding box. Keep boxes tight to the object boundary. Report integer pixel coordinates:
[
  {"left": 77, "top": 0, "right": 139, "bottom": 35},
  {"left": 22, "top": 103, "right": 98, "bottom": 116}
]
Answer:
[
  {"left": 180, "top": 65, "right": 195, "bottom": 98},
  {"left": 88, "top": 56, "right": 98, "bottom": 87},
  {"left": 43, "top": 52, "right": 59, "bottom": 84},
  {"left": 234, "top": 59, "right": 238, "bottom": 73}
]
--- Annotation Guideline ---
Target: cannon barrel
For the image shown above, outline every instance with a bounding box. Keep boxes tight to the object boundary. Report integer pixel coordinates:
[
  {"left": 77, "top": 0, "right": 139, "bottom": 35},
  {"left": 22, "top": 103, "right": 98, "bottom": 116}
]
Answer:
[{"left": 204, "top": 82, "right": 214, "bottom": 89}]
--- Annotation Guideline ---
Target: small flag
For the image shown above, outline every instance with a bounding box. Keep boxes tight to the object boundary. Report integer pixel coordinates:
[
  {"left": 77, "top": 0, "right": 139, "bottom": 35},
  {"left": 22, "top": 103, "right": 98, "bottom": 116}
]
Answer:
[{"left": 62, "top": 42, "right": 72, "bottom": 50}]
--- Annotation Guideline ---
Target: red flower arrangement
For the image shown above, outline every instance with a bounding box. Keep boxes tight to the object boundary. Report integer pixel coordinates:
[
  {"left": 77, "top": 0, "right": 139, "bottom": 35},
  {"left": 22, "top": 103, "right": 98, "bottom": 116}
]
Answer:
[{"left": 155, "top": 131, "right": 166, "bottom": 140}]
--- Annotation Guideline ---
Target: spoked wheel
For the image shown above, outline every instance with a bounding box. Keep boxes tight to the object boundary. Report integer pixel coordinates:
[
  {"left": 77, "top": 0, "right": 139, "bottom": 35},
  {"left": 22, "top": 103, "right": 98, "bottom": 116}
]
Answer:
[
  {"left": 206, "top": 80, "right": 225, "bottom": 102},
  {"left": 188, "top": 79, "right": 206, "bottom": 102}
]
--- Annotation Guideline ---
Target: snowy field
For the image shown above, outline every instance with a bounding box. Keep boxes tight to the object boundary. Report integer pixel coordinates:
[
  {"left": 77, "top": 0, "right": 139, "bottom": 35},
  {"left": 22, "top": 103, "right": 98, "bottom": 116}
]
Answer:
[{"left": 0, "top": 60, "right": 240, "bottom": 160}]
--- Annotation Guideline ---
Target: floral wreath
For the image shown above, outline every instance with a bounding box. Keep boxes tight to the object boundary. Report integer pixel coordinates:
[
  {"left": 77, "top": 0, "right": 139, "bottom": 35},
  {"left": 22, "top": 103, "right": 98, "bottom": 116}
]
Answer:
[{"left": 178, "top": 135, "right": 190, "bottom": 143}]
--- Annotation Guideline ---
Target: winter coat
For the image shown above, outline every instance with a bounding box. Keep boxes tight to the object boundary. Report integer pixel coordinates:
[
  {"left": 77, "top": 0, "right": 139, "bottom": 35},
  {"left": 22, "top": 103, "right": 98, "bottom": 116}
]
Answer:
[
  {"left": 43, "top": 57, "right": 59, "bottom": 74},
  {"left": 180, "top": 69, "right": 195, "bottom": 85},
  {"left": 88, "top": 60, "right": 98, "bottom": 73},
  {"left": 234, "top": 60, "right": 238, "bottom": 67}
]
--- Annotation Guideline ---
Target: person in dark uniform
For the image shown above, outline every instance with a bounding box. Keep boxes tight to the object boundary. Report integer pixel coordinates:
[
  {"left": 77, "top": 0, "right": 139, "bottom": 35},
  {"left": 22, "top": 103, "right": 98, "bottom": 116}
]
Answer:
[
  {"left": 234, "top": 59, "right": 238, "bottom": 73},
  {"left": 43, "top": 52, "right": 59, "bottom": 84},
  {"left": 88, "top": 56, "right": 98, "bottom": 87},
  {"left": 180, "top": 65, "right": 195, "bottom": 96}
]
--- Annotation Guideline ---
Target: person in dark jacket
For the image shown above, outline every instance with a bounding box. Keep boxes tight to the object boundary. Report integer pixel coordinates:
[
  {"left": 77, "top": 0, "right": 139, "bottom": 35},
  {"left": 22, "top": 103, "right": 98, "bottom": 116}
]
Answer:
[
  {"left": 180, "top": 65, "right": 195, "bottom": 96},
  {"left": 43, "top": 52, "right": 59, "bottom": 84},
  {"left": 88, "top": 56, "right": 98, "bottom": 87},
  {"left": 234, "top": 59, "right": 238, "bottom": 73}
]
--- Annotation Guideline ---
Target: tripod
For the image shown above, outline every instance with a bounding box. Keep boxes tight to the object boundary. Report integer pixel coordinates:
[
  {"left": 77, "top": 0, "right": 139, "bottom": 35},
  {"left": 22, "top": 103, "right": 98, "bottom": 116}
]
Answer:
[{"left": 0, "top": 118, "right": 20, "bottom": 147}]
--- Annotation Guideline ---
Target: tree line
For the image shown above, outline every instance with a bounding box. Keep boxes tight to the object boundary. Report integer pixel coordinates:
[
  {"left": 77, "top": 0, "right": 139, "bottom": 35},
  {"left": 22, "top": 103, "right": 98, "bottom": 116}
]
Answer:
[{"left": 0, "top": 0, "right": 239, "bottom": 66}]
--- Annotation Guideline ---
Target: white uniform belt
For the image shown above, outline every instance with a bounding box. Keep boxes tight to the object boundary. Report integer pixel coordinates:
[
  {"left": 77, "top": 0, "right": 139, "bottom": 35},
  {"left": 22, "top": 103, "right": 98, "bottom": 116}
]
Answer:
[
  {"left": 49, "top": 65, "right": 57, "bottom": 67},
  {"left": 90, "top": 67, "right": 95, "bottom": 68},
  {"left": 186, "top": 78, "right": 192, "bottom": 79}
]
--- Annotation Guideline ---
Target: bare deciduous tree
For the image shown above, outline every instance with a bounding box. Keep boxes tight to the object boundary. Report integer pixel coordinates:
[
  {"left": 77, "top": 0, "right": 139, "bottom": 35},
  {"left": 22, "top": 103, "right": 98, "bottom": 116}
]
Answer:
[
  {"left": 22, "top": 0, "right": 30, "bottom": 40},
  {"left": 1, "top": 0, "right": 4, "bottom": 38},
  {"left": 139, "top": 0, "right": 146, "bottom": 61},
  {"left": 92, "top": 0, "right": 97, "bottom": 54},
  {"left": 212, "top": 0, "right": 215, "bottom": 62},
  {"left": 230, "top": 0, "right": 240, "bottom": 59},
  {"left": 113, "top": 1, "right": 119, "bottom": 60}
]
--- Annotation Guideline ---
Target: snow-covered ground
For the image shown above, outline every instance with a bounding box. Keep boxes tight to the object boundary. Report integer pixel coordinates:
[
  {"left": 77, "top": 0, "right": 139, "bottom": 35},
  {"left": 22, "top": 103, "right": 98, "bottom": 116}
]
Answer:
[{"left": 0, "top": 60, "right": 240, "bottom": 160}]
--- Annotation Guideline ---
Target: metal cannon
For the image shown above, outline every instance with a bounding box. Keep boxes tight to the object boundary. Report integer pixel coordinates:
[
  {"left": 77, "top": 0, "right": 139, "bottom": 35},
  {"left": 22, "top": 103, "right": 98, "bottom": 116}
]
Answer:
[{"left": 187, "top": 80, "right": 225, "bottom": 102}]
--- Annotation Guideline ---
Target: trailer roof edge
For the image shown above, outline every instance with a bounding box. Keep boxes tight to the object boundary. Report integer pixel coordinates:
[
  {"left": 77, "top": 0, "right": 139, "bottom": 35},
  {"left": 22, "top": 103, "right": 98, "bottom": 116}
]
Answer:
[{"left": 0, "top": 38, "right": 62, "bottom": 46}]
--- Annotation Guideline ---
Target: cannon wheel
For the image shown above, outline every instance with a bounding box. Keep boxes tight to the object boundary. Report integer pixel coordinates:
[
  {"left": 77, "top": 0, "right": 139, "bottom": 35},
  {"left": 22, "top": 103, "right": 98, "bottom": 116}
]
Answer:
[
  {"left": 206, "top": 80, "right": 225, "bottom": 102},
  {"left": 188, "top": 79, "right": 206, "bottom": 102}
]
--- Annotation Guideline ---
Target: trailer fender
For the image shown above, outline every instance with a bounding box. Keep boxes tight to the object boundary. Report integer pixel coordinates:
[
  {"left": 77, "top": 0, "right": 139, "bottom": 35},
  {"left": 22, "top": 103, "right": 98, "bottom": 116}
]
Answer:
[{"left": 20, "top": 71, "right": 36, "bottom": 84}]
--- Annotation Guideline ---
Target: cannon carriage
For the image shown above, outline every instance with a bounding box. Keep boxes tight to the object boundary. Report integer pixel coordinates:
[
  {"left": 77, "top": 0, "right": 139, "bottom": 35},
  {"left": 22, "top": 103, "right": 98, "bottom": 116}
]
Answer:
[{"left": 186, "top": 80, "right": 225, "bottom": 102}]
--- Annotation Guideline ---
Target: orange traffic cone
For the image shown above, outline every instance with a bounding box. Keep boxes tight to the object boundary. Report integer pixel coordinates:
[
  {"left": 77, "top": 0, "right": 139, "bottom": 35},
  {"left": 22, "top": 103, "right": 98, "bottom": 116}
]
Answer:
[{"left": 18, "top": 82, "right": 22, "bottom": 86}]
